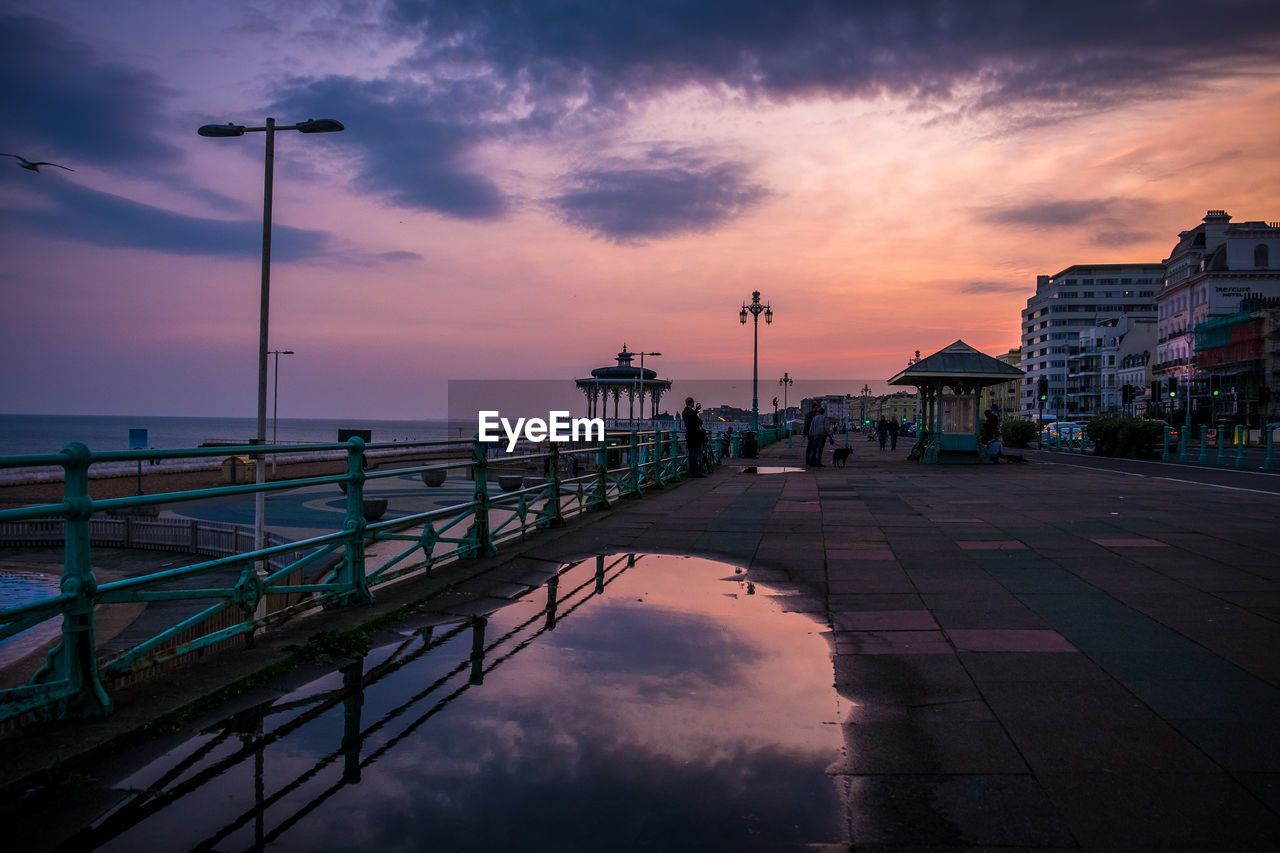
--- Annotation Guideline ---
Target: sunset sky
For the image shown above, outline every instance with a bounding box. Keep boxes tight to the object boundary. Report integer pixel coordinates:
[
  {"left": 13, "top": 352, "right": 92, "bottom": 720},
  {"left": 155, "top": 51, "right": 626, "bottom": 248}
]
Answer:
[{"left": 3, "top": 1, "right": 1279, "bottom": 419}]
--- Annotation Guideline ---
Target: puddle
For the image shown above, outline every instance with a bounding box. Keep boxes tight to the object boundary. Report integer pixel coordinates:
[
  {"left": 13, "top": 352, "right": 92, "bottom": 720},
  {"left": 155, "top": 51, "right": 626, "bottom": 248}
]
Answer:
[
  {"left": 742, "top": 466, "right": 806, "bottom": 474},
  {"left": 40, "top": 554, "right": 847, "bottom": 851}
]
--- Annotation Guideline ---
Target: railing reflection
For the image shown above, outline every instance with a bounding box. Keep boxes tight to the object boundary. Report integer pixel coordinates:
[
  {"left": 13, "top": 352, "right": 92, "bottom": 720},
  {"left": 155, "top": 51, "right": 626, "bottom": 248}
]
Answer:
[{"left": 58, "top": 554, "right": 639, "bottom": 850}]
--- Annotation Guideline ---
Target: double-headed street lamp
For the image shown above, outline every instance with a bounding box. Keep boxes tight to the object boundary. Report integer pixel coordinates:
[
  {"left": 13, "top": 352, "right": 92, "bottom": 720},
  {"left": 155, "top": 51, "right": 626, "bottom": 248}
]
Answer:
[
  {"left": 198, "top": 117, "right": 343, "bottom": 558},
  {"left": 739, "top": 291, "right": 773, "bottom": 431}
]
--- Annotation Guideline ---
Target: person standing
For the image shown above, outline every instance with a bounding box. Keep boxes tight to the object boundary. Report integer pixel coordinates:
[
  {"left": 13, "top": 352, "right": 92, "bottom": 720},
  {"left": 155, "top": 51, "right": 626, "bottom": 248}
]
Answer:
[
  {"left": 888, "top": 417, "right": 900, "bottom": 450},
  {"left": 808, "top": 407, "right": 829, "bottom": 467},
  {"left": 682, "top": 397, "right": 706, "bottom": 477},
  {"left": 876, "top": 416, "right": 889, "bottom": 451}
]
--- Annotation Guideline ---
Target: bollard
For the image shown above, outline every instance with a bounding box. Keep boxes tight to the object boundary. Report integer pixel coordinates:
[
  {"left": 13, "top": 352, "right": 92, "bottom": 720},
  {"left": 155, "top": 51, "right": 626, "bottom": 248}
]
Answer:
[
  {"left": 1198, "top": 425, "right": 1209, "bottom": 465},
  {"left": 1264, "top": 423, "right": 1278, "bottom": 472},
  {"left": 1161, "top": 426, "right": 1172, "bottom": 462},
  {"left": 1215, "top": 423, "right": 1229, "bottom": 467},
  {"left": 1234, "top": 425, "right": 1248, "bottom": 469}
]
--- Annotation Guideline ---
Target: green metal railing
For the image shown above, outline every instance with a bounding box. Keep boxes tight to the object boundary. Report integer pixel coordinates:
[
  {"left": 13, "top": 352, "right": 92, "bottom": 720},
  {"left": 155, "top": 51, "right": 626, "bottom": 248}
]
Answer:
[{"left": 0, "top": 426, "right": 782, "bottom": 724}]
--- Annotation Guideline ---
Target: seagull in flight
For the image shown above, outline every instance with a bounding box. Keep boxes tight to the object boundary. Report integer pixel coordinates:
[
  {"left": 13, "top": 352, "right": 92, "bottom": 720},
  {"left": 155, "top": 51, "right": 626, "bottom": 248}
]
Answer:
[{"left": 1, "top": 153, "right": 74, "bottom": 172}]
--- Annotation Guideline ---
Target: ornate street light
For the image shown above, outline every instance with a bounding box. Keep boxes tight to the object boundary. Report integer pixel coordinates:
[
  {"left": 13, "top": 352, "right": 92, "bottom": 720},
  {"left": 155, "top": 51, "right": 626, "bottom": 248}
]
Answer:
[
  {"left": 779, "top": 372, "right": 793, "bottom": 433},
  {"left": 198, "top": 116, "right": 344, "bottom": 563},
  {"left": 739, "top": 291, "right": 773, "bottom": 431},
  {"left": 634, "top": 351, "right": 662, "bottom": 427}
]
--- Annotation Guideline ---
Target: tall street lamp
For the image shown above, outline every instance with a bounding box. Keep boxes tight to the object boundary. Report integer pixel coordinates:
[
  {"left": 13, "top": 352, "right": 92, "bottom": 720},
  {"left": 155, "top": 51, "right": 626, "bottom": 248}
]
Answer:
[
  {"left": 634, "top": 351, "right": 661, "bottom": 428},
  {"left": 270, "top": 349, "right": 294, "bottom": 473},
  {"left": 198, "top": 116, "right": 343, "bottom": 559},
  {"left": 739, "top": 291, "right": 773, "bottom": 431}
]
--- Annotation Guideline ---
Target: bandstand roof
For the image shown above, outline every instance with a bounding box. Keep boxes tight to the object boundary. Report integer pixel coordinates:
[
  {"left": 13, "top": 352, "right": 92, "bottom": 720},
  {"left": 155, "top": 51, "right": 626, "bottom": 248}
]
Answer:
[{"left": 888, "top": 340, "right": 1024, "bottom": 387}]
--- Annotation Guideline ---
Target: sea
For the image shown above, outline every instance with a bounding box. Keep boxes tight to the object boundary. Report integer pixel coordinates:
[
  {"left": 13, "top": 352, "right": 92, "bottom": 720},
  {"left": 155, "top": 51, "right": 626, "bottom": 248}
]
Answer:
[{"left": 0, "top": 414, "right": 468, "bottom": 458}]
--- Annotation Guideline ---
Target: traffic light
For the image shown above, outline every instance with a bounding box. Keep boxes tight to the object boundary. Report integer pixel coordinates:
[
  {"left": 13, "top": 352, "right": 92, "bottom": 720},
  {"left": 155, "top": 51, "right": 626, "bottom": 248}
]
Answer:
[
  {"left": 1261, "top": 387, "right": 1272, "bottom": 407},
  {"left": 1210, "top": 374, "right": 1221, "bottom": 396},
  {"left": 1037, "top": 377, "right": 1049, "bottom": 402},
  {"left": 1168, "top": 377, "right": 1178, "bottom": 398},
  {"left": 1152, "top": 379, "right": 1162, "bottom": 399},
  {"left": 1121, "top": 384, "right": 1133, "bottom": 404}
]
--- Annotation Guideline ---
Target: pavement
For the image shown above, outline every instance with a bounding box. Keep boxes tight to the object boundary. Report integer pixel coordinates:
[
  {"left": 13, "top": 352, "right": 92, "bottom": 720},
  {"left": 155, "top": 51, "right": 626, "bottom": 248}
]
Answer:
[{"left": 3, "top": 435, "right": 1280, "bottom": 849}]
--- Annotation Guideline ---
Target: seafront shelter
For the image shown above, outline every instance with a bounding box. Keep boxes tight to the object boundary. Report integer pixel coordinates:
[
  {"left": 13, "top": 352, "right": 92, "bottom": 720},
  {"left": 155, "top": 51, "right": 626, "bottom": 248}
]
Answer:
[{"left": 888, "top": 340, "right": 1025, "bottom": 463}]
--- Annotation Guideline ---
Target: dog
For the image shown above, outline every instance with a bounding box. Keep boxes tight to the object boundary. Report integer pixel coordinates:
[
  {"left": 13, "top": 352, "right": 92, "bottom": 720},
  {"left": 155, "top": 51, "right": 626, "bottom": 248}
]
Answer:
[{"left": 831, "top": 447, "right": 852, "bottom": 467}]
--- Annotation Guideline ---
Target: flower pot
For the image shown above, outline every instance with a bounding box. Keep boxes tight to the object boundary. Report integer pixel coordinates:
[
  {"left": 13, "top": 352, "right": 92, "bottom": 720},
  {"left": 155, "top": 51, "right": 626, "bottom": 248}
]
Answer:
[
  {"left": 498, "top": 474, "right": 524, "bottom": 492},
  {"left": 422, "top": 469, "right": 447, "bottom": 487}
]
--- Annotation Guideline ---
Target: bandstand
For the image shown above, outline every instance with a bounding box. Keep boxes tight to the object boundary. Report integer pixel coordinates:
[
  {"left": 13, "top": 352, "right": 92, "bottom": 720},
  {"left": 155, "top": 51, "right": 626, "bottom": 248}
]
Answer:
[
  {"left": 575, "top": 345, "right": 672, "bottom": 428},
  {"left": 888, "top": 340, "right": 1025, "bottom": 464}
]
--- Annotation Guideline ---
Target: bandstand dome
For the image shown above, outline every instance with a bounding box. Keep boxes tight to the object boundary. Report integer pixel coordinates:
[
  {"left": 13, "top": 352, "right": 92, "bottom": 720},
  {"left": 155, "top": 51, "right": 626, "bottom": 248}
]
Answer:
[{"left": 575, "top": 345, "right": 672, "bottom": 425}]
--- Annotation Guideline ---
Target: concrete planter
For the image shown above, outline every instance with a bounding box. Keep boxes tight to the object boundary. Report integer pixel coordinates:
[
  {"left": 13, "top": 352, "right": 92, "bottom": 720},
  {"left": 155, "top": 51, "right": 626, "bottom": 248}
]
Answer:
[
  {"left": 363, "top": 498, "right": 388, "bottom": 521},
  {"left": 422, "top": 469, "right": 447, "bottom": 487},
  {"left": 498, "top": 474, "right": 524, "bottom": 492}
]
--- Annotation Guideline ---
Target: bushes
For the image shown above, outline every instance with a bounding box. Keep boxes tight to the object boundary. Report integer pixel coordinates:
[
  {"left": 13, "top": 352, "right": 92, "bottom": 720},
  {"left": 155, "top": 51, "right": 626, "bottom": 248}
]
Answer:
[
  {"left": 1087, "top": 417, "right": 1165, "bottom": 458},
  {"left": 1001, "top": 419, "right": 1038, "bottom": 448}
]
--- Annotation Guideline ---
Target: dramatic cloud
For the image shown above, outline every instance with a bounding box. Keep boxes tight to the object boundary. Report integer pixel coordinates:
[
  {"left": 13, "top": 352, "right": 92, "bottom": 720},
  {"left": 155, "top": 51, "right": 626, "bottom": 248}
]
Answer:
[
  {"left": 551, "top": 152, "right": 768, "bottom": 243},
  {"left": 1, "top": 174, "right": 330, "bottom": 261},
  {"left": 384, "top": 1, "right": 1280, "bottom": 115},
  {"left": 960, "top": 281, "right": 1028, "bottom": 295},
  {"left": 0, "top": 15, "right": 182, "bottom": 170},
  {"left": 980, "top": 199, "right": 1115, "bottom": 229}
]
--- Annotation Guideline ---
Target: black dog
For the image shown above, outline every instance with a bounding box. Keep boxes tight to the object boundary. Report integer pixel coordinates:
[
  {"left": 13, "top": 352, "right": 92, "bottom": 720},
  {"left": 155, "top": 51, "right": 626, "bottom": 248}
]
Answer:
[{"left": 832, "top": 447, "right": 852, "bottom": 467}]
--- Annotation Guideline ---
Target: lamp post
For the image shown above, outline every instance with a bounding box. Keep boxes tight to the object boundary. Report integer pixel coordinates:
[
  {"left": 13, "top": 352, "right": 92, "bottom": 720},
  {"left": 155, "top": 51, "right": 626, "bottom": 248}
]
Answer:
[
  {"left": 634, "top": 351, "right": 662, "bottom": 428},
  {"left": 779, "top": 372, "right": 793, "bottom": 433},
  {"left": 739, "top": 291, "right": 773, "bottom": 431},
  {"left": 198, "top": 116, "right": 343, "bottom": 560},
  {"left": 270, "top": 349, "right": 294, "bottom": 474},
  {"left": 861, "top": 383, "right": 871, "bottom": 427}
]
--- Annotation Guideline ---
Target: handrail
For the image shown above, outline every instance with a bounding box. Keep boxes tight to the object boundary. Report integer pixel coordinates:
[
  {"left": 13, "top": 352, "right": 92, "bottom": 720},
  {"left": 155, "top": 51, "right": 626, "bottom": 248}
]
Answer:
[{"left": 0, "top": 427, "right": 785, "bottom": 723}]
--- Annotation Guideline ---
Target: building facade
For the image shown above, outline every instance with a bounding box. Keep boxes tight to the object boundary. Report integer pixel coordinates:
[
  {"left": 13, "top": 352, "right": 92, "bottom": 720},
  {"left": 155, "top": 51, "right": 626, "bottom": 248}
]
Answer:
[
  {"left": 1021, "top": 264, "right": 1164, "bottom": 420},
  {"left": 1155, "top": 210, "right": 1280, "bottom": 406}
]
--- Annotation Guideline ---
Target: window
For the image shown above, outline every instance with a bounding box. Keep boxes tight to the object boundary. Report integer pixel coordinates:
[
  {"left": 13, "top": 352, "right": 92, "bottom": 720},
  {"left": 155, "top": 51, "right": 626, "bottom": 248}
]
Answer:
[{"left": 1257, "top": 244, "right": 1271, "bottom": 268}]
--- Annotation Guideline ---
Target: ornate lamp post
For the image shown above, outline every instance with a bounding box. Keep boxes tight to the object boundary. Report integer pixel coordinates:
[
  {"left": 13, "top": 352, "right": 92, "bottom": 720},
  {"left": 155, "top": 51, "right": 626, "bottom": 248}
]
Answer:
[
  {"left": 739, "top": 291, "right": 773, "bottom": 431},
  {"left": 779, "top": 372, "right": 793, "bottom": 433},
  {"left": 198, "top": 116, "right": 344, "bottom": 561}
]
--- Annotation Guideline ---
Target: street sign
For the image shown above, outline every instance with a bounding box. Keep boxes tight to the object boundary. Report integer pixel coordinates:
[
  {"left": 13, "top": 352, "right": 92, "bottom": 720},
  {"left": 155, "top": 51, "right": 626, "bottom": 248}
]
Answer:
[{"left": 129, "top": 428, "right": 148, "bottom": 450}]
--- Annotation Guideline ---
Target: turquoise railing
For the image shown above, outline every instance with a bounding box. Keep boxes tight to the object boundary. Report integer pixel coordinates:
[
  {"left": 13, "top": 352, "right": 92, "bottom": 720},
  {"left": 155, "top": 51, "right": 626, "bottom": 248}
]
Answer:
[{"left": 0, "top": 425, "right": 788, "bottom": 724}]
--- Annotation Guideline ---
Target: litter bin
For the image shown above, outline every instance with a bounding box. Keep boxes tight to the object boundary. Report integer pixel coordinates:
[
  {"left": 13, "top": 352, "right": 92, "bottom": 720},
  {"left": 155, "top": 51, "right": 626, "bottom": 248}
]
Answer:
[
  {"left": 741, "top": 431, "right": 759, "bottom": 459},
  {"left": 222, "top": 455, "right": 256, "bottom": 484}
]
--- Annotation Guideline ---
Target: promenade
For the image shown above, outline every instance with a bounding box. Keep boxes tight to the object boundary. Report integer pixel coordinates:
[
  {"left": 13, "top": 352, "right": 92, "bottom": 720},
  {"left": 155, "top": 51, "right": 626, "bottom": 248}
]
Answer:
[{"left": 4, "top": 435, "right": 1280, "bottom": 849}]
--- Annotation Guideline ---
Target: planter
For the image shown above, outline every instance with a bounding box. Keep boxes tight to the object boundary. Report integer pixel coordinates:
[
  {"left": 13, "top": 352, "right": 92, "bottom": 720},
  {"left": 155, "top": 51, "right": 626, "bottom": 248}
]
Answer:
[
  {"left": 498, "top": 474, "right": 524, "bottom": 492},
  {"left": 363, "top": 498, "right": 388, "bottom": 521},
  {"left": 421, "top": 469, "right": 447, "bottom": 487}
]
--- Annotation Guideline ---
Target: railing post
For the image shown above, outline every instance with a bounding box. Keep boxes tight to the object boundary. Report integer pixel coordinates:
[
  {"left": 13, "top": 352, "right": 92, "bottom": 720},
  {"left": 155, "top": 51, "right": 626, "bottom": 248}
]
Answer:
[
  {"left": 653, "top": 430, "right": 667, "bottom": 488},
  {"left": 539, "top": 443, "right": 565, "bottom": 528},
  {"left": 590, "top": 437, "right": 611, "bottom": 510},
  {"left": 628, "top": 430, "right": 641, "bottom": 497},
  {"left": 466, "top": 436, "right": 497, "bottom": 557},
  {"left": 31, "top": 443, "right": 110, "bottom": 720},
  {"left": 1234, "top": 425, "right": 1248, "bottom": 469},
  {"left": 333, "top": 438, "right": 374, "bottom": 606}
]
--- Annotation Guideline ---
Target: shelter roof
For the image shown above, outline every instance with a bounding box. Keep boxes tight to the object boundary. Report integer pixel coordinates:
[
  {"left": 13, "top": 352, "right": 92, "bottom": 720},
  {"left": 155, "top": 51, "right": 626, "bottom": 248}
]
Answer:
[{"left": 888, "top": 340, "right": 1025, "bottom": 387}]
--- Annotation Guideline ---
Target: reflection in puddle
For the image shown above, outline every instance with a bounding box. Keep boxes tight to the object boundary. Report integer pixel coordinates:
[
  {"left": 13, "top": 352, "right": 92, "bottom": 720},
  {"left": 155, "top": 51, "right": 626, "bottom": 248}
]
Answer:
[
  {"left": 742, "top": 466, "right": 806, "bottom": 474},
  {"left": 55, "top": 554, "right": 847, "bottom": 851}
]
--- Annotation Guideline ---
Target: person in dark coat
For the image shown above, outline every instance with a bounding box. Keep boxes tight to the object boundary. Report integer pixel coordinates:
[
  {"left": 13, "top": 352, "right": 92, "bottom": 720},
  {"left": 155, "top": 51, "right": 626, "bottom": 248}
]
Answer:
[
  {"left": 876, "top": 416, "right": 889, "bottom": 451},
  {"left": 682, "top": 397, "right": 706, "bottom": 477},
  {"left": 888, "top": 417, "right": 900, "bottom": 450}
]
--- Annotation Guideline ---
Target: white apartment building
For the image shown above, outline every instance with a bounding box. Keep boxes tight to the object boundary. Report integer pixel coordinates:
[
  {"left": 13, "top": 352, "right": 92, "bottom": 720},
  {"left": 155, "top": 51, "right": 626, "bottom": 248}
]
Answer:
[
  {"left": 1156, "top": 210, "right": 1280, "bottom": 390},
  {"left": 1020, "top": 264, "right": 1164, "bottom": 420},
  {"left": 1068, "top": 317, "right": 1157, "bottom": 417}
]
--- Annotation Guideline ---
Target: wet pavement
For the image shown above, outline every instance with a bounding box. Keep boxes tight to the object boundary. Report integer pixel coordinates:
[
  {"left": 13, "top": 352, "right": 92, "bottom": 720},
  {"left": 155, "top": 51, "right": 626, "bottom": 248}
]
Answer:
[{"left": 3, "top": 437, "right": 1280, "bottom": 849}]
